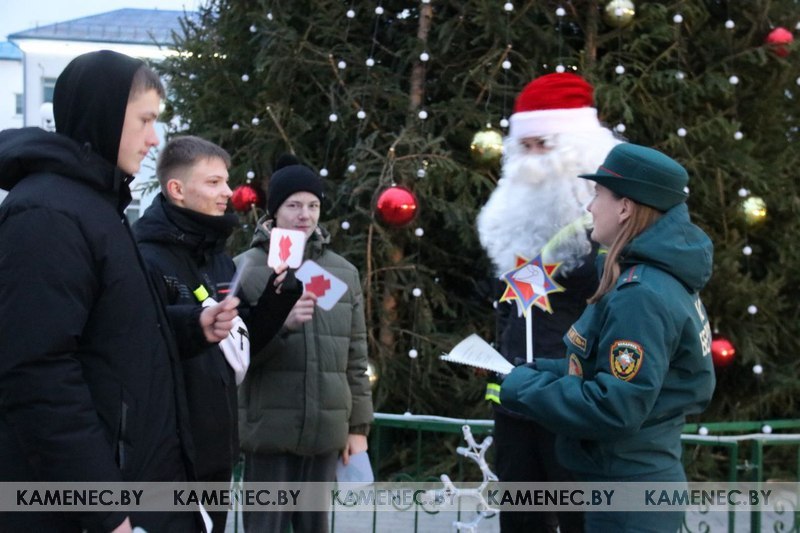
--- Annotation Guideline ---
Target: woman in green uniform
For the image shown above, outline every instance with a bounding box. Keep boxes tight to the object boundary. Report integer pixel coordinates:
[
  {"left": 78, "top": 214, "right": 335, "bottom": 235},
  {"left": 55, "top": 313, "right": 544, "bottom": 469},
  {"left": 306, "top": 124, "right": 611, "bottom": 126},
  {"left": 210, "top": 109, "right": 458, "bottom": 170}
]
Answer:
[{"left": 500, "top": 143, "right": 715, "bottom": 532}]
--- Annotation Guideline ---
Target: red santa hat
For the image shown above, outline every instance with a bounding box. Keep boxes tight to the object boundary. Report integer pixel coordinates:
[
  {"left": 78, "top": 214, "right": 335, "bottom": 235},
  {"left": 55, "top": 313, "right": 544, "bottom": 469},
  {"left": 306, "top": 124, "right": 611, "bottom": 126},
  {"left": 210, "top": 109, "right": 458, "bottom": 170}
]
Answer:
[{"left": 509, "top": 73, "right": 602, "bottom": 139}]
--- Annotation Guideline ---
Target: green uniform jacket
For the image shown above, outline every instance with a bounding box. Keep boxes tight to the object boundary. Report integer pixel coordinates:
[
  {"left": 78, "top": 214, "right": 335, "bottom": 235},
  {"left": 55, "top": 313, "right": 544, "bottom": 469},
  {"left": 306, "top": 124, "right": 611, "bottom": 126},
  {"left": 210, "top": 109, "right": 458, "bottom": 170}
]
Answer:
[
  {"left": 500, "top": 203, "right": 715, "bottom": 479},
  {"left": 235, "top": 218, "right": 373, "bottom": 456}
]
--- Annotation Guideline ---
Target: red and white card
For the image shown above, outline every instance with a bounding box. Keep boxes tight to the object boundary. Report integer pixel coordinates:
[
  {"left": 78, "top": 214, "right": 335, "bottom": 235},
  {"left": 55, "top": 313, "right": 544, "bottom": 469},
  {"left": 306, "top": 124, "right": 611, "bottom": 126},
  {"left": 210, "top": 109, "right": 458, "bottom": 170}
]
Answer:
[
  {"left": 295, "top": 260, "right": 348, "bottom": 311},
  {"left": 268, "top": 228, "right": 306, "bottom": 268}
]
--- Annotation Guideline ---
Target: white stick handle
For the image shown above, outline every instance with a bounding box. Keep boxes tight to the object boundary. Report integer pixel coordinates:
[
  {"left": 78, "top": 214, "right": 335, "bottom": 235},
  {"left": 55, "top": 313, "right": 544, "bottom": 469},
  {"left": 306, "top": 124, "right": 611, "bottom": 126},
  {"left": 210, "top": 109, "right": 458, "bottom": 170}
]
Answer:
[{"left": 525, "top": 311, "right": 533, "bottom": 363}]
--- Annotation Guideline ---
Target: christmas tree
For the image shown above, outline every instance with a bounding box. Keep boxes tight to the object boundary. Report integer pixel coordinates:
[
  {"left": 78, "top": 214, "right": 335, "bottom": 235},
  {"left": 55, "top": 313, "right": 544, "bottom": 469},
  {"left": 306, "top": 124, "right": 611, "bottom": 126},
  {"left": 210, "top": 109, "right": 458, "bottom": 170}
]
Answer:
[{"left": 158, "top": 0, "right": 800, "bottom": 445}]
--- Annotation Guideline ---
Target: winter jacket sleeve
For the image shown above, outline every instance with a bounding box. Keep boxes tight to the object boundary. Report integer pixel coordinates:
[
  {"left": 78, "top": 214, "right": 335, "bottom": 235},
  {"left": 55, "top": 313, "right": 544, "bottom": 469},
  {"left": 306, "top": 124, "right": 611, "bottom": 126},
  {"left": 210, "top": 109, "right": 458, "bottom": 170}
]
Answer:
[
  {"left": 344, "top": 267, "right": 373, "bottom": 432},
  {"left": 0, "top": 208, "right": 127, "bottom": 530},
  {"left": 499, "top": 284, "right": 672, "bottom": 440},
  {"left": 244, "top": 270, "right": 302, "bottom": 354}
]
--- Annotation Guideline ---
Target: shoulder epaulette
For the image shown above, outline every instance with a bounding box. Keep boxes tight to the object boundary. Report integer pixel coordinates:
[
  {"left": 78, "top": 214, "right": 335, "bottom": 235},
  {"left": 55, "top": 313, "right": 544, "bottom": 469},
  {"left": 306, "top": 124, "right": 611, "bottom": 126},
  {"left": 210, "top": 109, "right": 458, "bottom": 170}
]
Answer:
[{"left": 616, "top": 265, "right": 645, "bottom": 288}]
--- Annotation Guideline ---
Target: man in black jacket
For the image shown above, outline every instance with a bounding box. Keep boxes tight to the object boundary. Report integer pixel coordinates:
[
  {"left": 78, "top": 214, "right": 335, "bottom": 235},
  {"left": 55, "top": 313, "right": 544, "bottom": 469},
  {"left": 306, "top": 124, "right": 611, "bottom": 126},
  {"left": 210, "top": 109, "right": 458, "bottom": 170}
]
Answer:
[
  {"left": 0, "top": 51, "right": 238, "bottom": 532},
  {"left": 133, "top": 135, "right": 299, "bottom": 532}
]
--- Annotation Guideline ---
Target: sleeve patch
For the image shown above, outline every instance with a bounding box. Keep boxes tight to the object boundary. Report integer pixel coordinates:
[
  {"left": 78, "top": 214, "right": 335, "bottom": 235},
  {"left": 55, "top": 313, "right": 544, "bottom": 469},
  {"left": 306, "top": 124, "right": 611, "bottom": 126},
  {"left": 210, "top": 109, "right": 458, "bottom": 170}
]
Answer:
[{"left": 609, "top": 340, "right": 643, "bottom": 381}]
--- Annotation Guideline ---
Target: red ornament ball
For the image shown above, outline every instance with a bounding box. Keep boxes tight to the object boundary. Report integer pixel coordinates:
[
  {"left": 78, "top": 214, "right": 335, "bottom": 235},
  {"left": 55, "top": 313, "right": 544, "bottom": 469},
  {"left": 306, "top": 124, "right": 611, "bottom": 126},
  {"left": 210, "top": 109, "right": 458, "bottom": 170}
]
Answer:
[
  {"left": 711, "top": 335, "right": 736, "bottom": 368},
  {"left": 231, "top": 184, "right": 260, "bottom": 212},
  {"left": 765, "top": 27, "right": 793, "bottom": 58},
  {"left": 375, "top": 186, "right": 418, "bottom": 227}
]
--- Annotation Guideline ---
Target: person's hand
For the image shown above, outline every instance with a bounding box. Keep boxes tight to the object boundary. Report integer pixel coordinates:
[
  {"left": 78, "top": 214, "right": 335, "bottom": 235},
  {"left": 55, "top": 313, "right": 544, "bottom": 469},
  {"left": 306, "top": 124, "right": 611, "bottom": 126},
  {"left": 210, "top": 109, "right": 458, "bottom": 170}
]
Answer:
[
  {"left": 200, "top": 296, "right": 240, "bottom": 342},
  {"left": 283, "top": 292, "right": 316, "bottom": 330},
  {"left": 111, "top": 517, "right": 132, "bottom": 533},
  {"left": 341, "top": 433, "right": 368, "bottom": 466}
]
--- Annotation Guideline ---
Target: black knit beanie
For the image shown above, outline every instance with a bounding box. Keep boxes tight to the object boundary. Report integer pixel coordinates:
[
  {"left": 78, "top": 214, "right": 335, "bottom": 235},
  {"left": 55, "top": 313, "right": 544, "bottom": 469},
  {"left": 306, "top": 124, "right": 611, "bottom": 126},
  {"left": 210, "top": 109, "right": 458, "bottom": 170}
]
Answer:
[{"left": 267, "top": 160, "right": 325, "bottom": 217}]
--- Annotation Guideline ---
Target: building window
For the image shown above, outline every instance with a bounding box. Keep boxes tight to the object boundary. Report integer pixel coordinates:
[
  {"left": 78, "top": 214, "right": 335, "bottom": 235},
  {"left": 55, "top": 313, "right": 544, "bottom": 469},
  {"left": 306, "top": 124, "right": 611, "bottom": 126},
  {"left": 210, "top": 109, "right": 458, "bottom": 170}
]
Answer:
[
  {"left": 42, "top": 78, "right": 57, "bottom": 103},
  {"left": 14, "top": 93, "right": 23, "bottom": 115}
]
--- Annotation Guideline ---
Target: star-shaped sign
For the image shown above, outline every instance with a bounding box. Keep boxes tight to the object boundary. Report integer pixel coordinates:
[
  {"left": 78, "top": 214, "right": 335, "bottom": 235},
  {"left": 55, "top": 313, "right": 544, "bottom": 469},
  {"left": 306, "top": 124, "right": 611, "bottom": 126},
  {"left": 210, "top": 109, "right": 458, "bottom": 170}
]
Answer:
[{"left": 499, "top": 254, "right": 565, "bottom": 315}]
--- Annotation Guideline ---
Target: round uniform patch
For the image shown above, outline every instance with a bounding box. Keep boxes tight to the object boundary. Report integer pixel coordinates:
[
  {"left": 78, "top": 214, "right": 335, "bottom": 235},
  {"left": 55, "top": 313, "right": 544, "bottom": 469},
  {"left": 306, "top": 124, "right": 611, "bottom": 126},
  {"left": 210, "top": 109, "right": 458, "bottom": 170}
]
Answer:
[
  {"left": 568, "top": 353, "right": 583, "bottom": 378},
  {"left": 609, "top": 340, "right": 643, "bottom": 381}
]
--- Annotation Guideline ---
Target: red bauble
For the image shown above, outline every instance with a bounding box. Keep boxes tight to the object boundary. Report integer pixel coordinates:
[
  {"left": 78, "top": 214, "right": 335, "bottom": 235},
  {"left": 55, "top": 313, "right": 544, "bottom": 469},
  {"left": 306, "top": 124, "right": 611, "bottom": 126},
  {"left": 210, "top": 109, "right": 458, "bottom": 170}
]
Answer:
[
  {"left": 711, "top": 335, "right": 736, "bottom": 368},
  {"left": 231, "top": 184, "right": 260, "bottom": 212},
  {"left": 375, "top": 186, "right": 418, "bottom": 227},
  {"left": 765, "top": 27, "right": 793, "bottom": 58}
]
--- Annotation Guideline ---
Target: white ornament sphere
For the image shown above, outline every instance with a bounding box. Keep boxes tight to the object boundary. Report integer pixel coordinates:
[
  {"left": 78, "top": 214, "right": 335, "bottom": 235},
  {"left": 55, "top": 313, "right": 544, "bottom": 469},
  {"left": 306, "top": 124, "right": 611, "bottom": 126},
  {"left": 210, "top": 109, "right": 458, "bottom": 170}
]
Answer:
[
  {"left": 500, "top": 117, "right": 509, "bottom": 128},
  {"left": 762, "top": 424, "right": 773, "bottom": 434},
  {"left": 416, "top": 168, "right": 426, "bottom": 178},
  {"left": 357, "top": 110, "right": 367, "bottom": 120},
  {"left": 673, "top": 14, "right": 683, "bottom": 24},
  {"left": 615, "top": 64, "right": 626, "bottom": 75},
  {"left": 753, "top": 364, "right": 763, "bottom": 375},
  {"left": 241, "top": 74, "right": 250, "bottom": 82},
  {"left": 556, "top": 7, "right": 566, "bottom": 17},
  {"left": 420, "top": 52, "right": 430, "bottom": 62},
  {"left": 347, "top": 164, "right": 357, "bottom": 173},
  {"left": 747, "top": 305, "right": 758, "bottom": 315},
  {"left": 734, "top": 131, "right": 743, "bottom": 140},
  {"left": 375, "top": 6, "right": 384, "bottom": 15},
  {"left": 555, "top": 64, "right": 566, "bottom": 73},
  {"left": 725, "top": 19, "right": 735, "bottom": 29},
  {"left": 329, "top": 113, "right": 338, "bottom": 122},
  {"left": 738, "top": 188, "right": 749, "bottom": 197},
  {"left": 418, "top": 110, "right": 428, "bottom": 120},
  {"left": 250, "top": 24, "right": 257, "bottom": 33},
  {"left": 320, "top": 168, "right": 329, "bottom": 177},
  {"left": 615, "top": 123, "right": 626, "bottom": 133},
  {"left": 729, "top": 75, "right": 739, "bottom": 85},
  {"left": 408, "top": 349, "right": 419, "bottom": 359},
  {"left": 698, "top": 426, "right": 709, "bottom": 436},
  {"left": 267, "top": 12, "right": 273, "bottom": 21},
  {"left": 346, "top": 9, "right": 355, "bottom": 18},
  {"left": 246, "top": 170, "right": 255, "bottom": 179},
  {"left": 676, "top": 71, "right": 685, "bottom": 80},
  {"left": 412, "top": 288, "right": 422, "bottom": 297},
  {"left": 251, "top": 117, "right": 260, "bottom": 126},
  {"left": 366, "top": 57, "right": 375, "bottom": 67},
  {"left": 504, "top": 2, "right": 514, "bottom": 12},
  {"left": 677, "top": 127, "right": 687, "bottom": 137},
  {"left": 341, "top": 221, "right": 351, "bottom": 230},
  {"left": 232, "top": 123, "right": 240, "bottom": 130},
  {"left": 742, "top": 246, "right": 752, "bottom": 256},
  {"left": 337, "top": 60, "right": 346, "bottom": 69},
  {"left": 502, "top": 60, "right": 512, "bottom": 70},
  {"left": 414, "top": 228, "right": 424, "bottom": 237}
]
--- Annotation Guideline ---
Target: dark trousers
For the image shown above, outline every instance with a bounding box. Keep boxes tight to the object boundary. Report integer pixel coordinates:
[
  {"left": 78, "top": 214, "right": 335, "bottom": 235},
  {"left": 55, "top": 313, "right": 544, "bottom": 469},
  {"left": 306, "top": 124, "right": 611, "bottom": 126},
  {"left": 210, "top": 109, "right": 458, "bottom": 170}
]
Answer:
[
  {"left": 242, "top": 450, "right": 338, "bottom": 533},
  {"left": 493, "top": 410, "right": 584, "bottom": 533}
]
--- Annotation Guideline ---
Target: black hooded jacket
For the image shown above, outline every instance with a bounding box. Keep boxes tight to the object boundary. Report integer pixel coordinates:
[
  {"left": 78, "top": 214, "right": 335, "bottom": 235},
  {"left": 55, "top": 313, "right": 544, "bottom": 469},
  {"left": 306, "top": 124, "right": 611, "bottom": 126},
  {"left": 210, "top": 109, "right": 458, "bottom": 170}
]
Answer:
[{"left": 0, "top": 51, "right": 196, "bottom": 532}]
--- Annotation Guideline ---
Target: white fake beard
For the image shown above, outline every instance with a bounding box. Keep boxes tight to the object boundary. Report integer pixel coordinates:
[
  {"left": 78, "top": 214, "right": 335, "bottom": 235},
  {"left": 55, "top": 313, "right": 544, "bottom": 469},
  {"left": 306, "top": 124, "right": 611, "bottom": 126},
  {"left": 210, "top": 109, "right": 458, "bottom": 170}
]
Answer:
[{"left": 477, "top": 129, "right": 620, "bottom": 275}]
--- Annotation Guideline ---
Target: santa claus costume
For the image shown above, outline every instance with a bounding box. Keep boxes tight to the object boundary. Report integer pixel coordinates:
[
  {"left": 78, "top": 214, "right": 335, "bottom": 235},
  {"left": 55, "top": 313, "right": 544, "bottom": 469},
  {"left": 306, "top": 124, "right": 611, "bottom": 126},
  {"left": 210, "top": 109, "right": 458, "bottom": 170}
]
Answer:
[{"left": 477, "top": 73, "right": 619, "bottom": 533}]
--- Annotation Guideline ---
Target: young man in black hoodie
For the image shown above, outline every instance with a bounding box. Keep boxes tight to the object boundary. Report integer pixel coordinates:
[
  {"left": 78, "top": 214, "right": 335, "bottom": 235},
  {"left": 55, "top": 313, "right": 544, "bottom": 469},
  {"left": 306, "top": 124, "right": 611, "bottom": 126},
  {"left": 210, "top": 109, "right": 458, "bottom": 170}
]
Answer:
[
  {"left": 133, "top": 135, "right": 299, "bottom": 532},
  {"left": 0, "top": 51, "right": 238, "bottom": 532}
]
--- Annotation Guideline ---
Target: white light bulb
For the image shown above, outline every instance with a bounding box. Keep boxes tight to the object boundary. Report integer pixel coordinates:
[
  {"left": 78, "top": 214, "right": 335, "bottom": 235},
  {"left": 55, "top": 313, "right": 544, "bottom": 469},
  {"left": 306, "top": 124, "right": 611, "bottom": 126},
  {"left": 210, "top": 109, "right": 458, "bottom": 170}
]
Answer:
[
  {"left": 504, "top": 2, "right": 514, "bottom": 12},
  {"left": 555, "top": 64, "right": 566, "bottom": 73},
  {"left": 232, "top": 123, "right": 240, "bottom": 130},
  {"left": 420, "top": 52, "right": 430, "bottom": 62},
  {"left": 416, "top": 168, "right": 426, "bottom": 178},
  {"left": 747, "top": 305, "right": 758, "bottom": 315},
  {"left": 320, "top": 168, "right": 329, "bottom": 177},
  {"left": 753, "top": 364, "right": 763, "bottom": 375},
  {"left": 375, "top": 6, "right": 384, "bottom": 15},
  {"left": 725, "top": 19, "right": 735, "bottom": 29},
  {"left": 341, "top": 221, "right": 351, "bottom": 230},
  {"left": 676, "top": 71, "right": 685, "bottom": 80},
  {"left": 267, "top": 12, "right": 273, "bottom": 21},
  {"left": 615, "top": 65, "right": 626, "bottom": 75},
  {"left": 246, "top": 170, "right": 255, "bottom": 179},
  {"left": 357, "top": 110, "right": 367, "bottom": 120},
  {"left": 556, "top": 7, "right": 566, "bottom": 17},
  {"left": 615, "top": 123, "right": 626, "bottom": 133},
  {"left": 414, "top": 228, "right": 424, "bottom": 237},
  {"left": 418, "top": 110, "right": 428, "bottom": 120},
  {"left": 346, "top": 9, "right": 355, "bottom": 18},
  {"left": 347, "top": 164, "right": 357, "bottom": 173},
  {"left": 337, "top": 60, "right": 346, "bottom": 69},
  {"left": 329, "top": 113, "right": 338, "bottom": 123},
  {"left": 738, "top": 188, "right": 749, "bottom": 197},
  {"left": 742, "top": 246, "right": 752, "bottom": 256},
  {"left": 366, "top": 57, "right": 375, "bottom": 67},
  {"left": 762, "top": 424, "right": 773, "bottom": 434},
  {"left": 673, "top": 14, "right": 684, "bottom": 24},
  {"left": 677, "top": 127, "right": 687, "bottom": 137},
  {"left": 500, "top": 117, "right": 509, "bottom": 128},
  {"left": 241, "top": 74, "right": 250, "bottom": 82},
  {"left": 698, "top": 426, "right": 709, "bottom": 436},
  {"left": 412, "top": 288, "right": 422, "bottom": 297},
  {"left": 502, "top": 60, "right": 511, "bottom": 70},
  {"left": 729, "top": 75, "right": 739, "bottom": 85},
  {"left": 492, "top": 300, "right": 498, "bottom": 309},
  {"left": 734, "top": 131, "right": 743, "bottom": 140},
  {"left": 408, "top": 349, "right": 418, "bottom": 359},
  {"left": 251, "top": 117, "right": 260, "bottom": 126},
  {"left": 250, "top": 24, "right": 257, "bottom": 33}
]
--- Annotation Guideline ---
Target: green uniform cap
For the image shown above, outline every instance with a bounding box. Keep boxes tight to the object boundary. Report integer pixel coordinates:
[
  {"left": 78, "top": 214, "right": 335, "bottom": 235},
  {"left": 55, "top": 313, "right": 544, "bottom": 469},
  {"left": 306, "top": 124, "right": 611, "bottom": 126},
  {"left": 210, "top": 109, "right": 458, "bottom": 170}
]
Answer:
[{"left": 579, "top": 143, "right": 689, "bottom": 211}]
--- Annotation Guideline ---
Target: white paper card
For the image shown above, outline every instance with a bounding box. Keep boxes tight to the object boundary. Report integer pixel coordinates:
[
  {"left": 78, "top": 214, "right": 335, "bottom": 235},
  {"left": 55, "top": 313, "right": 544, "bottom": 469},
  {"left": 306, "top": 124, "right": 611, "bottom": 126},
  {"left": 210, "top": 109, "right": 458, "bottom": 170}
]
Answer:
[
  {"left": 336, "top": 450, "right": 374, "bottom": 485},
  {"left": 295, "top": 260, "right": 348, "bottom": 311},
  {"left": 268, "top": 228, "right": 306, "bottom": 268},
  {"left": 440, "top": 334, "right": 514, "bottom": 375}
]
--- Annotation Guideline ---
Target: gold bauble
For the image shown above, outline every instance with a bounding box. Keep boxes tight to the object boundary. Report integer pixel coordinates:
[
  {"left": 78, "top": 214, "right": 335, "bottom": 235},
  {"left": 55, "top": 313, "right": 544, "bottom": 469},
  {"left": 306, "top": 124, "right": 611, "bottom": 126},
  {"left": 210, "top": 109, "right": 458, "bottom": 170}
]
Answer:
[
  {"left": 741, "top": 196, "right": 768, "bottom": 226},
  {"left": 470, "top": 128, "right": 503, "bottom": 166},
  {"left": 603, "top": 0, "right": 636, "bottom": 28},
  {"left": 366, "top": 359, "right": 379, "bottom": 389}
]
